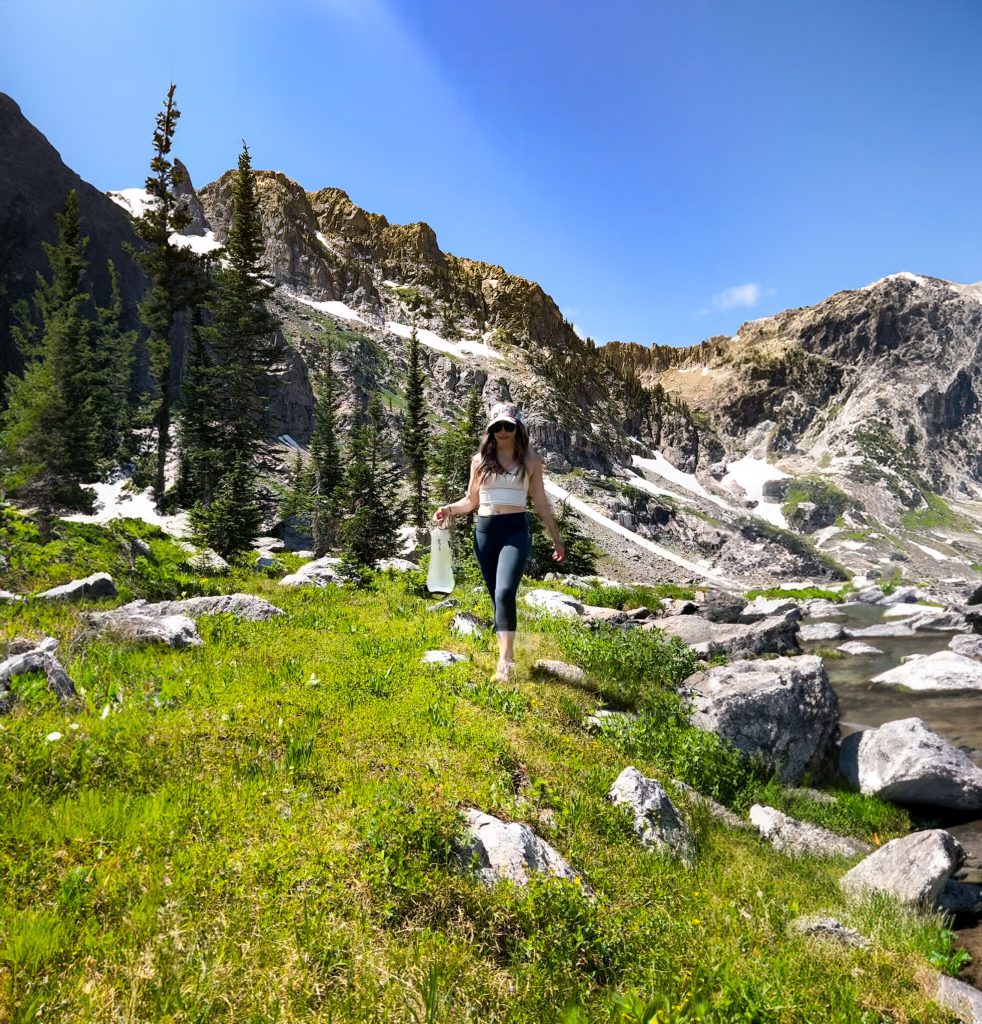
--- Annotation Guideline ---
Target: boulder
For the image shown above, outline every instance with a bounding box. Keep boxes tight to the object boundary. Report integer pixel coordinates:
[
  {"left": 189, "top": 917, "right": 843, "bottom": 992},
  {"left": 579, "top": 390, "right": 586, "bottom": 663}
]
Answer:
[
  {"left": 839, "top": 718, "right": 982, "bottom": 811},
  {"left": 86, "top": 611, "right": 201, "bottom": 648},
  {"left": 685, "top": 656, "right": 839, "bottom": 784},
  {"left": 749, "top": 805, "right": 872, "bottom": 859},
  {"left": 533, "top": 660, "right": 586, "bottom": 685},
  {"left": 837, "top": 641, "right": 884, "bottom": 656},
  {"left": 609, "top": 767, "right": 695, "bottom": 864},
  {"left": 35, "top": 572, "right": 116, "bottom": 602},
  {"left": 908, "top": 608, "right": 967, "bottom": 632},
  {"left": 457, "top": 808, "right": 588, "bottom": 890},
  {"left": 421, "top": 650, "right": 468, "bottom": 666},
  {"left": 522, "top": 589, "right": 584, "bottom": 618},
  {"left": 871, "top": 652, "right": 982, "bottom": 691},
  {"left": 839, "top": 829, "right": 963, "bottom": 908},
  {"left": 845, "top": 622, "right": 914, "bottom": 639},
  {"left": 376, "top": 558, "right": 419, "bottom": 571},
  {"left": 920, "top": 973, "right": 982, "bottom": 1024},
  {"left": 738, "top": 597, "right": 799, "bottom": 623},
  {"left": 280, "top": 555, "right": 342, "bottom": 587},
  {"left": 702, "top": 591, "right": 746, "bottom": 624},
  {"left": 654, "top": 609, "right": 800, "bottom": 660},
  {"left": 116, "top": 594, "right": 283, "bottom": 621},
  {"left": 949, "top": 634, "right": 982, "bottom": 661},
  {"left": 187, "top": 548, "right": 230, "bottom": 574},
  {"left": 799, "top": 621, "right": 846, "bottom": 643},
  {"left": 804, "top": 599, "right": 844, "bottom": 619},
  {"left": 0, "top": 590, "right": 22, "bottom": 602}
]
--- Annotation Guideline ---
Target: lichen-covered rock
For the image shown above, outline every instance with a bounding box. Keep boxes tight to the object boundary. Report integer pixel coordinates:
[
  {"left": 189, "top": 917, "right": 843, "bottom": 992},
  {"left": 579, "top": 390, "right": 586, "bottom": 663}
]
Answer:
[
  {"left": 457, "top": 808, "right": 587, "bottom": 889},
  {"left": 789, "top": 916, "right": 872, "bottom": 948},
  {"left": 840, "top": 829, "right": 963, "bottom": 908},
  {"left": 655, "top": 609, "right": 800, "bottom": 660},
  {"left": 86, "top": 611, "right": 202, "bottom": 648},
  {"left": 609, "top": 767, "right": 695, "bottom": 864},
  {"left": 839, "top": 718, "right": 982, "bottom": 810},
  {"left": 280, "top": 555, "right": 342, "bottom": 587},
  {"left": 116, "top": 595, "right": 283, "bottom": 621},
  {"left": 533, "top": 660, "right": 586, "bottom": 685},
  {"left": 749, "top": 804, "right": 872, "bottom": 859},
  {"left": 522, "top": 589, "right": 584, "bottom": 618},
  {"left": 35, "top": 572, "right": 116, "bottom": 602},
  {"left": 685, "top": 656, "right": 839, "bottom": 784}
]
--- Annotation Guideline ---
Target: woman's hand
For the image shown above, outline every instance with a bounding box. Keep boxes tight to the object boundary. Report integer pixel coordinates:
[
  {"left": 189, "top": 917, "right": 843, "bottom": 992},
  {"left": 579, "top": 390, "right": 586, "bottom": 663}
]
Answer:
[
  {"left": 434, "top": 505, "right": 452, "bottom": 525},
  {"left": 552, "top": 540, "right": 565, "bottom": 562}
]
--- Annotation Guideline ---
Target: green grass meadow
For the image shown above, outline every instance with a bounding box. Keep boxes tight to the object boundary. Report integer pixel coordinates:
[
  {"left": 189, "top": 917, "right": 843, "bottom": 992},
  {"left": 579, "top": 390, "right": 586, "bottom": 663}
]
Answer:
[{"left": 0, "top": 514, "right": 959, "bottom": 1022}]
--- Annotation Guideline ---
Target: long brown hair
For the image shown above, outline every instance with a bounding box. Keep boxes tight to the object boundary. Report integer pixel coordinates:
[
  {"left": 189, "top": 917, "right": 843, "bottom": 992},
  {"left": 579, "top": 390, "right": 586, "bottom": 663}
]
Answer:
[{"left": 477, "top": 420, "right": 529, "bottom": 482}]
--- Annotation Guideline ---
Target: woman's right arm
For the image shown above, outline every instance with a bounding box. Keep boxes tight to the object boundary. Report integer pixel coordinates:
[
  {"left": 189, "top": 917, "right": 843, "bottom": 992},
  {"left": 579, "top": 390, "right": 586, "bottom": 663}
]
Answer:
[{"left": 434, "top": 456, "right": 481, "bottom": 523}]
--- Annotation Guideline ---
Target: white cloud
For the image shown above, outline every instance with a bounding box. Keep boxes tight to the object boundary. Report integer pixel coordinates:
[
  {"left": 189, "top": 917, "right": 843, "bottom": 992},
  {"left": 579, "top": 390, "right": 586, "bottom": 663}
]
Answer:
[{"left": 702, "top": 282, "right": 762, "bottom": 314}]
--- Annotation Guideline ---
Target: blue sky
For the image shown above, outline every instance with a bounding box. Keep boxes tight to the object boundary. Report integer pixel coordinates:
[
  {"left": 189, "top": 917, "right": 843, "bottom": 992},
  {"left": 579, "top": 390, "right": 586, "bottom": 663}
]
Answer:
[{"left": 2, "top": 0, "right": 980, "bottom": 347}]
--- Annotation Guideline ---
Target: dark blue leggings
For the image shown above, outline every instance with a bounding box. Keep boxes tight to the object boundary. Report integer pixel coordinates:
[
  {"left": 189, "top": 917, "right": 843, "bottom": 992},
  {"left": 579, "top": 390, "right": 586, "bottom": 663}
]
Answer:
[{"left": 474, "top": 512, "right": 531, "bottom": 632}]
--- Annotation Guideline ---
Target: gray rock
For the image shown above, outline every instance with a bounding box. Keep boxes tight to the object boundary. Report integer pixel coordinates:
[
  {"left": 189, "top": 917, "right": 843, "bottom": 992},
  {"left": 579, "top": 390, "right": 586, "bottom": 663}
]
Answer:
[
  {"left": 921, "top": 973, "right": 982, "bottom": 1024},
  {"left": 840, "top": 829, "right": 963, "bottom": 908},
  {"left": 609, "top": 767, "right": 696, "bottom": 864},
  {"left": 878, "top": 586, "right": 923, "bottom": 605},
  {"left": 845, "top": 622, "right": 914, "bottom": 639},
  {"left": 949, "top": 634, "right": 982, "bottom": 661},
  {"left": 0, "top": 643, "right": 78, "bottom": 712},
  {"left": 872, "top": 651, "right": 982, "bottom": 691},
  {"left": 86, "top": 611, "right": 201, "bottom": 648},
  {"left": 533, "top": 660, "right": 586, "bottom": 685},
  {"left": 522, "top": 589, "right": 585, "bottom": 618},
  {"left": 6, "top": 636, "right": 58, "bottom": 657},
  {"left": 428, "top": 598, "right": 459, "bottom": 612},
  {"left": 457, "top": 808, "right": 588, "bottom": 890},
  {"left": 254, "top": 555, "right": 279, "bottom": 570},
  {"left": 789, "top": 915, "right": 872, "bottom": 948},
  {"left": 804, "top": 599, "right": 845, "bottom": 619},
  {"left": 908, "top": 608, "right": 968, "bottom": 632},
  {"left": 375, "top": 557, "right": 419, "bottom": 571},
  {"left": 749, "top": 804, "right": 872, "bottom": 859},
  {"left": 421, "top": 650, "right": 468, "bottom": 666},
  {"left": 937, "top": 879, "right": 982, "bottom": 914},
  {"left": 187, "top": 548, "right": 230, "bottom": 574},
  {"left": 799, "top": 621, "right": 846, "bottom": 642},
  {"left": 837, "top": 641, "right": 884, "bottom": 656},
  {"left": 686, "top": 655, "right": 839, "bottom": 784},
  {"left": 117, "top": 594, "right": 284, "bottom": 621},
  {"left": 450, "top": 612, "right": 484, "bottom": 636},
  {"left": 703, "top": 591, "right": 746, "bottom": 624},
  {"left": 280, "top": 555, "right": 342, "bottom": 587},
  {"left": 655, "top": 609, "right": 801, "bottom": 660},
  {"left": 738, "top": 596, "right": 799, "bottom": 623},
  {"left": 839, "top": 718, "right": 982, "bottom": 810},
  {"left": 882, "top": 602, "right": 936, "bottom": 619},
  {"left": 0, "top": 590, "right": 22, "bottom": 602},
  {"left": 35, "top": 572, "right": 116, "bottom": 602}
]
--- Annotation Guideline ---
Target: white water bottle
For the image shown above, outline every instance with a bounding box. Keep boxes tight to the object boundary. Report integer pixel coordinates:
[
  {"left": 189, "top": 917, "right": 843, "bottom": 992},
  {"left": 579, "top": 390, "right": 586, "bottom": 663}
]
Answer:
[{"left": 427, "top": 526, "right": 455, "bottom": 594}]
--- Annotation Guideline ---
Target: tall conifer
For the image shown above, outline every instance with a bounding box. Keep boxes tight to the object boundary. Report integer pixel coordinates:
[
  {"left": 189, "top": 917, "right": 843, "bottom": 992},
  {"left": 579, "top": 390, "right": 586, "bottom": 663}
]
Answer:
[
  {"left": 130, "top": 83, "right": 202, "bottom": 510},
  {"left": 0, "top": 190, "right": 98, "bottom": 508},
  {"left": 309, "top": 336, "right": 343, "bottom": 554},
  {"left": 401, "top": 326, "right": 430, "bottom": 528}
]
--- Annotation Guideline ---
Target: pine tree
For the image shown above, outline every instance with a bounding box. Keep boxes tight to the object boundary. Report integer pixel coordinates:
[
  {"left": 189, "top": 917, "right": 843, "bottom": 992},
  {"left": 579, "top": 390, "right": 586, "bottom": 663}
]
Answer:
[
  {"left": 182, "top": 142, "right": 279, "bottom": 558},
  {"left": 0, "top": 190, "right": 99, "bottom": 509},
  {"left": 338, "top": 393, "right": 405, "bottom": 571},
  {"left": 308, "top": 336, "right": 343, "bottom": 554},
  {"left": 401, "top": 326, "right": 429, "bottom": 528},
  {"left": 188, "top": 453, "right": 262, "bottom": 559},
  {"left": 527, "top": 501, "right": 599, "bottom": 578},
  {"left": 129, "top": 83, "right": 202, "bottom": 510},
  {"left": 433, "top": 384, "right": 481, "bottom": 507},
  {"left": 91, "top": 260, "right": 137, "bottom": 464}
]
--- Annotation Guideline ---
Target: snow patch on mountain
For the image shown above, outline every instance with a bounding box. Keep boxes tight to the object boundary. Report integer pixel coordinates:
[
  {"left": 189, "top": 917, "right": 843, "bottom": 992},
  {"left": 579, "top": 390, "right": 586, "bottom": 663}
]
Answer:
[
  {"left": 545, "top": 477, "right": 730, "bottom": 583},
  {"left": 170, "top": 231, "right": 223, "bottom": 255},
  {"left": 64, "top": 476, "right": 190, "bottom": 537},
  {"left": 107, "top": 188, "right": 157, "bottom": 219},
  {"left": 719, "top": 456, "right": 789, "bottom": 528},
  {"left": 385, "top": 321, "right": 503, "bottom": 361},
  {"left": 289, "top": 291, "right": 366, "bottom": 323}
]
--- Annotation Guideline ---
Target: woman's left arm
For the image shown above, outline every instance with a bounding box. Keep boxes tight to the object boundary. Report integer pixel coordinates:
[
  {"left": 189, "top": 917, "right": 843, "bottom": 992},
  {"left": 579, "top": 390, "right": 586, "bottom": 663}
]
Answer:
[{"left": 528, "top": 456, "right": 565, "bottom": 562}]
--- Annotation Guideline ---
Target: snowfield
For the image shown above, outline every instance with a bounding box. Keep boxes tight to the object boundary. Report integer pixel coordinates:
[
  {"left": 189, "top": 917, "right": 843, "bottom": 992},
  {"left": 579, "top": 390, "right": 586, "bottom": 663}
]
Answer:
[
  {"left": 288, "top": 291, "right": 367, "bottom": 324},
  {"left": 385, "top": 321, "right": 503, "bottom": 361},
  {"left": 718, "top": 455, "right": 789, "bottom": 528},
  {"left": 63, "top": 477, "right": 190, "bottom": 538}
]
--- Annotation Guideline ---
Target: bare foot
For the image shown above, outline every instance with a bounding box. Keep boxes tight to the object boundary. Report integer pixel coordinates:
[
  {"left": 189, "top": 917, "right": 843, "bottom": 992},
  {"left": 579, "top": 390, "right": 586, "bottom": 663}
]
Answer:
[{"left": 494, "top": 659, "right": 515, "bottom": 683}]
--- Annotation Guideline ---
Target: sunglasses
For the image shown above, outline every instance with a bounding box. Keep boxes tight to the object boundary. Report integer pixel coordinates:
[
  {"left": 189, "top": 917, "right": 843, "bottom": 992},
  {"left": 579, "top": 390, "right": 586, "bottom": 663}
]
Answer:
[{"left": 491, "top": 421, "right": 516, "bottom": 433}]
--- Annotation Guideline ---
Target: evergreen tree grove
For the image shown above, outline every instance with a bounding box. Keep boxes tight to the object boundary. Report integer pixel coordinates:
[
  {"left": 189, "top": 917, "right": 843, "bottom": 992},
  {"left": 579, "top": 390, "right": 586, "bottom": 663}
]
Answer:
[
  {"left": 308, "top": 336, "right": 343, "bottom": 554},
  {"left": 0, "top": 190, "right": 99, "bottom": 509},
  {"left": 338, "top": 393, "right": 405, "bottom": 571},
  {"left": 401, "top": 326, "right": 429, "bottom": 528}
]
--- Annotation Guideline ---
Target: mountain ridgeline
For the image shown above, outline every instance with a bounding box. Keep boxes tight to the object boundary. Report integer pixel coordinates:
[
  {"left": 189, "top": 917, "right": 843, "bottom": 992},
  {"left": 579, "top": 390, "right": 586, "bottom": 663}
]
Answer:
[{"left": 3, "top": 89, "right": 982, "bottom": 583}]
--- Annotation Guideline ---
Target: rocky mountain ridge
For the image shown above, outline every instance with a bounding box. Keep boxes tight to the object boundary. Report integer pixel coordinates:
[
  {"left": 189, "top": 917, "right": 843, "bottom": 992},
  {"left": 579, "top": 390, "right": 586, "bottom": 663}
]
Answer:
[{"left": 3, "top": 91, "right": 982, "bottom": 585}]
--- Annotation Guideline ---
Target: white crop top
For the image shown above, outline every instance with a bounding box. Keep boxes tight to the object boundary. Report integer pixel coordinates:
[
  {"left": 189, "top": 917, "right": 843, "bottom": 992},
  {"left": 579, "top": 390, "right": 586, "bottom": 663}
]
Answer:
[{"left": 479, "top": 466, "right": 529, "bottom": 506}]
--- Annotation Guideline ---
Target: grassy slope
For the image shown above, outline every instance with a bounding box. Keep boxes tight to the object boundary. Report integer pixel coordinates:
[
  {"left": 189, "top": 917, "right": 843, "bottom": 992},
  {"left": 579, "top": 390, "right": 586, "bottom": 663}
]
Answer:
[{"left": 0, "top": 514, "right": 957, "bottom": 1023}]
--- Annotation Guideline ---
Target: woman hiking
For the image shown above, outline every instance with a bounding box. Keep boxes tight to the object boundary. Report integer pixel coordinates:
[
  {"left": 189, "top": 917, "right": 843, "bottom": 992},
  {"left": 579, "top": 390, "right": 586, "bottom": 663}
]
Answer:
[{"left": 435, "top": 402, "right": 565, "bottom": 681}]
